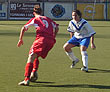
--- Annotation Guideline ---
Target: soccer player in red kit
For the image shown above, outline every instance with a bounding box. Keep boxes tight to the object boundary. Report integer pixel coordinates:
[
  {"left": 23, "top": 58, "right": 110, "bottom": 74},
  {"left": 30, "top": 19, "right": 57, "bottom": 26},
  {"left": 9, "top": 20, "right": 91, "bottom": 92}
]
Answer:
[{"left": 17, "top": 5, "right": 59, "bottom": 86}]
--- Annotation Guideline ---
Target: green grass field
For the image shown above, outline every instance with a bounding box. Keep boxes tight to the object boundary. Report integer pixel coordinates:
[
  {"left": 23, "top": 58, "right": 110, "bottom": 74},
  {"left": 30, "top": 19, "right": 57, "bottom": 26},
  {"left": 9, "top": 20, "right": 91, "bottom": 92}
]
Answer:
[{"left": 0, "top": 20, "right": 110, "bottom": 92}]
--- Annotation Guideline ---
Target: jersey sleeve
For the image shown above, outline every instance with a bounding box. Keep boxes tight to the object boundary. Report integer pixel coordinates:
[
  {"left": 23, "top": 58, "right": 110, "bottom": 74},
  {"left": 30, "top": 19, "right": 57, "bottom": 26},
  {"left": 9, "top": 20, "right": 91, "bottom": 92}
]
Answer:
[
  {"left": 85, "top": 22, "right": 96, "bottom": 36},
  {"left": 67, "top": 21, "right": 74, "bottom": 32},
  {"left": 24, "top": 18, "right": 38, "bottom": 30}
]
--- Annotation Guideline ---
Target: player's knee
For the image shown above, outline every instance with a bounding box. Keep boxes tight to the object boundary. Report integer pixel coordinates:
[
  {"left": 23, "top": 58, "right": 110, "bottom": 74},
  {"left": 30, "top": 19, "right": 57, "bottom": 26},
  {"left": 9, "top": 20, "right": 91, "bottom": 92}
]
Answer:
[
  {"left": 81, "top": 51, "right": 88, "bottom": 56},
  {"left": 63, "top": 43, "right": 68, "bottom": 51},
  {"left": 63, "top": 44, "right": 67, "bottom": 51},
  {"left": 27, "top": 54, "right": 37, "bottom": 63}
]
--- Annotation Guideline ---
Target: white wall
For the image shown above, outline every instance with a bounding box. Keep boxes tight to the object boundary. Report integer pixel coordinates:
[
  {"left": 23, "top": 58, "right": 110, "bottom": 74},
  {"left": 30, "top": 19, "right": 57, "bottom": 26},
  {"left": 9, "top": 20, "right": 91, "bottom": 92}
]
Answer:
[{"left": 44, "top": 2, "right": 74, "bottom": 19}]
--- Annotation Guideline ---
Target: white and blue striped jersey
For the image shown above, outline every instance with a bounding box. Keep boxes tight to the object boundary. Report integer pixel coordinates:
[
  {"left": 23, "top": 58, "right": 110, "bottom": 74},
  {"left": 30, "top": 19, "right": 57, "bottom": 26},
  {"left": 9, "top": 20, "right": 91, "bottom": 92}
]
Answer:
[{"left": 67, "top": 18, "right": 96, "bottom": 39}]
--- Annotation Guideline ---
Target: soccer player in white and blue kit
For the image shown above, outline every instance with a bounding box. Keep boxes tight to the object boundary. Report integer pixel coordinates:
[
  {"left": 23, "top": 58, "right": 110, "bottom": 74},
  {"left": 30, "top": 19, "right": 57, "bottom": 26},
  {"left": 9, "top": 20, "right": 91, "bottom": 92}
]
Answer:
[{"left": 63, "top": 10, "right": 96, "bottom": 72}]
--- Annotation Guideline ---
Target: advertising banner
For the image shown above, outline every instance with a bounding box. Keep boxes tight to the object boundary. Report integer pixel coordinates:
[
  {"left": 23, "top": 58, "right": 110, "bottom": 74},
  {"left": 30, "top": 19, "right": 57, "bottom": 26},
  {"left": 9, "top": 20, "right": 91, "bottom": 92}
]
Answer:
[
  {"left": 9, "top": 2, "right": 42, "bottom": 19},
  {"left": 0, "top": 3, "right": 7, "bottom": 19},
  {"left": 77, "top": 3, "right": 105, "bottom": 20},
  {"left": 44, "top": 2, "right": 74, "bottom": 20}
]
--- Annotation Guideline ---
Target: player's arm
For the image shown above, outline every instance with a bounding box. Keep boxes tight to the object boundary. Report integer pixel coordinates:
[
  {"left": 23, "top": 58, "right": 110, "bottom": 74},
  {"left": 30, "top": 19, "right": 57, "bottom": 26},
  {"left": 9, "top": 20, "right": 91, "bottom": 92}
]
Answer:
[
  {"left": 17, "top": 27, "right": 27, "bottom": 47},
  {"left": 17, "top": 18, "right": 35, "bottom": 47},
  {"left": 70, "top": 32, "right": 74, "bottom": 38},
  {"left": 85, "top": 22, "right": 96, "bottom": 49},
  {"left": 90, "top": 35, "right": 96, "bottom": 50},
  {"left": 67, "top": 21, "right": 74, "bottom": 38}
]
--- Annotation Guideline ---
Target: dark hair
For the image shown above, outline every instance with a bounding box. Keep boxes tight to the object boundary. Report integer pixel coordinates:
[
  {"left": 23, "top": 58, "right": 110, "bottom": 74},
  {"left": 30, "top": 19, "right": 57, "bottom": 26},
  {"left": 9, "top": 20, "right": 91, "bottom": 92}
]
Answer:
[
  {"left": 72, "top": 9, "right": 82, "bottom": 18},
  {"left": 33, "top": 5, "right": 42, "bottom": 15}
]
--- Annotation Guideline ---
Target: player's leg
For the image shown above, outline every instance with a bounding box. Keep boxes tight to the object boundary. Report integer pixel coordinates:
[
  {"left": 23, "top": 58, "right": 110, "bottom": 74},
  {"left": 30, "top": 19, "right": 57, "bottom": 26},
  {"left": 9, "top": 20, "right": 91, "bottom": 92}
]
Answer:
[
  {"left": 32, "top": 58, "right": 39, "bottom": 73},
  {"left": 18, "top": 53, "right": 37, "bottom": 86},
  {"left": 30, "top": 58, "right": 39, "bottom": 82},
  {"left": 80, "top": 37, "right": 90, "bottom": 72},
  {"left": 63, "top": 42, "right": 79, "bottom": 68},
  {"left": 80, "top": 46, "right": 88, "bottom": 72},
  {"left": 63, "top": 42, "right": 77, "bottom": 61}
]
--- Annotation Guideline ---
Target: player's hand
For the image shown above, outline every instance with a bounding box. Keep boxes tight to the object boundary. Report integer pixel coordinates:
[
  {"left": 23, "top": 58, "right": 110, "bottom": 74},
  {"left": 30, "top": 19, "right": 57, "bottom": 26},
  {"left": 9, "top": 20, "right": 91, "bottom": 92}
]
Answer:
[
  {"left": 17, "top": 40, "right": 23, "bottom": 47},
  {"left": 91, "top": 43, "right": 96, "bottom": 50}
]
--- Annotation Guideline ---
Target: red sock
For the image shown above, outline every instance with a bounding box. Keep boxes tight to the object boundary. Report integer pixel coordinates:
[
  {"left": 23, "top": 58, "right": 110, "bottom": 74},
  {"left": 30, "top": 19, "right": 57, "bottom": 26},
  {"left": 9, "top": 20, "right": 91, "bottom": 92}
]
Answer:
[
  {"left": 24, "top": 77, "right": 30, "bottom": 81},
  {"left": 24, "top": 62, "right": 33, "bottom": 79},
  {"left": 32, "top": 58, "right": 39, "bottom": 72}
]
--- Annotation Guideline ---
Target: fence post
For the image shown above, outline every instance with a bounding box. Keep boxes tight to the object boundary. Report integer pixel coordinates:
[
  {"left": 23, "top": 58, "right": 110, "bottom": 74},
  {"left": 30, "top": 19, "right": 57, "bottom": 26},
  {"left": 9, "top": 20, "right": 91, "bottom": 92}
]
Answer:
[
  {"left": 74, "top": 0, "right": 77, "bottom": 9},
  {"left": 7, "top": 0, "right": 10, "bottom": 20},
  {"left": 105, "top": 0, "right": 108, "bottom": 20}
]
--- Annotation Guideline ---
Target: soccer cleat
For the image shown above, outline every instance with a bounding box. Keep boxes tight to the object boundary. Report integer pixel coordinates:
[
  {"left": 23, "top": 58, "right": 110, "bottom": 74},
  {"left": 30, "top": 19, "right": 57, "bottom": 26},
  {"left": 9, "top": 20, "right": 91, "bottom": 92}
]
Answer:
[
  {"left": 30, "top": 71, "right": 38, "bottom": 82},
  {"left": 81, "top": 66, "right": 88, "bottom": 72},
  {"left": 18, "top": 80, "right": 30, "bottom": 86},
  {"left": 70, "top": 58, "right": 79, "bottom": 68}
]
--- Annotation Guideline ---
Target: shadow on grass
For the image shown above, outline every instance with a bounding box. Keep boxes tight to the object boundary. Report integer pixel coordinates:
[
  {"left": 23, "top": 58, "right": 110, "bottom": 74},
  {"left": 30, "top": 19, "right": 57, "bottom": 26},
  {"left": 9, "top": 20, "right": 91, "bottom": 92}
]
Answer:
[
  {"left": 30, "top": 82, "right": 110, "bottom": 89},
  {"left": 0, "top": 32, "right": 110, "bottom": 39},
  {"left": 0, "top": 32, "right": 70, "bottom": 38},
  {"left": 0, "top": 32, "right": 35, "bottom": 37},
  {"left": 95, "top": 34, "right": 110, "bottom": 39},
  {"left": 0, "top": 24, "right": 24, "bottom": 25},
  {"left": 1, "top": 24, "right": 110, "bottom": 27},
  {"left": 33, "top": 81, "right": 55, "bottom": 84},
  {"left": 88, "top": 68, "right": 110, "bottom": 73},
  {"left": 93, "top": 25, "right": 110, "bottom": 28},
  {"left": 75, "top": 68, "right": 110, "bottom": 73}
]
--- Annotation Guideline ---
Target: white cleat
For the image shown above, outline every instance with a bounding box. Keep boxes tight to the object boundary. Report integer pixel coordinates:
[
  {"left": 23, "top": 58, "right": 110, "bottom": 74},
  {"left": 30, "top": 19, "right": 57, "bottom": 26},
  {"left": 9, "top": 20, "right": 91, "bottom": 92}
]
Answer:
[
  {"left": 81, "top": 66, "right": 88, "bottom": 72},
  {"left": 70, "top": 58, "right": 79, "bottom": 68},
  {"left": 18, "top": 80, "right": 30, "bottom": 86},
  {"left": 30, "top": 71, "right": 38, "bottom": 82}
]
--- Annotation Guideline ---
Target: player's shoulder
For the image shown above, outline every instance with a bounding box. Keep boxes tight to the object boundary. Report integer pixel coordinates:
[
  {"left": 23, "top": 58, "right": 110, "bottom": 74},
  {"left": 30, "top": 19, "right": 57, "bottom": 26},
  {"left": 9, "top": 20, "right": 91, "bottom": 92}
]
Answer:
[
  {"left": 80, "top": 18, "right": 88, "bottom": 23},
  {"left": 25, "top": 17, "right": 36, "bottom": 25},
  {"left": 70, "top": 19, "right": 73, "bottom": 22},
  {"left": 34, "top": 15, "right": 47, "bottom": 22},
  {"left": 39, "top": 16, "right": 53, "bottom": 21},
  {"left": 39, "top": 16, "right": 49, "bottom": 19},
  {"left": 45, "top": 16, "right": 53, "bottom": 21},
  {"left": 69, "top": 19, "right": 74, "bottom": 24}
]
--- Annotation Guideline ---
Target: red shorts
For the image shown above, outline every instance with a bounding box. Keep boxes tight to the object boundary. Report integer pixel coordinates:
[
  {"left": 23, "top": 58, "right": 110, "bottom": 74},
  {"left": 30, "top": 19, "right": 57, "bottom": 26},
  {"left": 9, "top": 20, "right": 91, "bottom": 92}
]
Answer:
[{"left": 29, "top": 37, "right": 56, "bottom": 59}]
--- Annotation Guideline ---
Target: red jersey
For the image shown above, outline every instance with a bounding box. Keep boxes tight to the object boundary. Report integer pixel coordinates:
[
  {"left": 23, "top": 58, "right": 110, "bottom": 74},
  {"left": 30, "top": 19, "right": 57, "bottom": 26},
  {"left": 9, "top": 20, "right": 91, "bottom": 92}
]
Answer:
[{"left": 24, "top": 15, "right": 58, "bottom": 40}]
